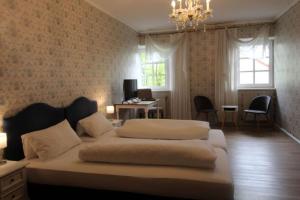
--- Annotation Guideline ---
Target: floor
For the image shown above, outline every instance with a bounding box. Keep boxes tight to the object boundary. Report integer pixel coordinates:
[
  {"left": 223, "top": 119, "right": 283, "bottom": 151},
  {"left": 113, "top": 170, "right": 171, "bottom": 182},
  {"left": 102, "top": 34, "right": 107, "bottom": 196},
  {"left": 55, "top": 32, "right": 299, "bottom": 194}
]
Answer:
[{"left": 223, "top": 126, "right": 300, "bottom": 200}]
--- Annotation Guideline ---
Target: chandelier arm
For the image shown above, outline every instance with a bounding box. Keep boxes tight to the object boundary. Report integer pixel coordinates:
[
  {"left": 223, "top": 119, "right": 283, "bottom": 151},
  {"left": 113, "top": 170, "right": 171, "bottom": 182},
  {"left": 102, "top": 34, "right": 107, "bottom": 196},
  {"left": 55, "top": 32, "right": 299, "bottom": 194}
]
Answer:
[{"left": 169, "top": 0, "right": 213, "bottom": 31}]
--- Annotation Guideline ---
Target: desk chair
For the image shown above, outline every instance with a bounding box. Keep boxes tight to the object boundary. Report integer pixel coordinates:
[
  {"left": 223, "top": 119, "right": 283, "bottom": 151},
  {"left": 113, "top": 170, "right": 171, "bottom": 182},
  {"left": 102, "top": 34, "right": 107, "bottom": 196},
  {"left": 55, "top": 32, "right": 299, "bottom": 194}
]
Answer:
[{"left": 137, "top": 89, "right": 164, "bottom": 118}]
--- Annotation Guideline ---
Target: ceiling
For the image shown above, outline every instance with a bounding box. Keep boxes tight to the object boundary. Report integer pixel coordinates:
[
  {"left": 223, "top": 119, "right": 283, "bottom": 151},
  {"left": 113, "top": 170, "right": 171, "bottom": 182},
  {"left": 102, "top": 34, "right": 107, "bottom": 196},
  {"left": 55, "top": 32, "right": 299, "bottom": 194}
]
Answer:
[{"left": 85, "top": 0, "right": 299, "bottom": 33}]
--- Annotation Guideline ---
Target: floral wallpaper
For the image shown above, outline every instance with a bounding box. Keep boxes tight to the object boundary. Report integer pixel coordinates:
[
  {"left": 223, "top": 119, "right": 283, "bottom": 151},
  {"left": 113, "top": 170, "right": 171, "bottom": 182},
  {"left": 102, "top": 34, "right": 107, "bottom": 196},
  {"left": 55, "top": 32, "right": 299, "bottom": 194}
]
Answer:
[
  {"left": 275, "top": 2, "right": 300, "bottom": 139},
  {"left": 0, "top": 0, "right": 138, "bottom": 119},
  {"left": 139, "top": 25, "right": 273, "bottom": 120},
  {"left": 189, "top": 30, "right": 216, "bottom": 118},
  {"left": 189, "top": 25, "right": 270, "bottom": 119}
]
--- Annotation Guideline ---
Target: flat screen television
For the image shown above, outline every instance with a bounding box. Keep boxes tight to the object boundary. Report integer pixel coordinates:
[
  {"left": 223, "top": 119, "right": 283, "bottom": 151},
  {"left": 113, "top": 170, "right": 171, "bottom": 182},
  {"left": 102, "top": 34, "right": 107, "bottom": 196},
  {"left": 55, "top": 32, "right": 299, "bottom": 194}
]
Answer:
[{"left": 123, "top": 79, "right": 138, "bottom": 101}]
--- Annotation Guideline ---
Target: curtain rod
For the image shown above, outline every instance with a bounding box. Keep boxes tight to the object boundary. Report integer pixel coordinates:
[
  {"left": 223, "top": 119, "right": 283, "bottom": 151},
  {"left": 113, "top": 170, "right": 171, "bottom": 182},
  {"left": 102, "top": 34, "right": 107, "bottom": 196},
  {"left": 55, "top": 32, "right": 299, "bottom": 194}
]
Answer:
[{"left": 138, "top": 21, "right": 274, "bottom": 37}]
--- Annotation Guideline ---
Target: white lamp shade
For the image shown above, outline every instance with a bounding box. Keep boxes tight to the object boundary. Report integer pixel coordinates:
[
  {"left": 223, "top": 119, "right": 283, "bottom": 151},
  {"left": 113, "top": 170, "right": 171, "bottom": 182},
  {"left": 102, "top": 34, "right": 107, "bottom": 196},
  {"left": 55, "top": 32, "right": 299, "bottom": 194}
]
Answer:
[
  {"left": 106, "top": 106, "right": 115, "bottom": 114},
  {"left": 0, "top": 133, "right": 7, "bottom": 149}
]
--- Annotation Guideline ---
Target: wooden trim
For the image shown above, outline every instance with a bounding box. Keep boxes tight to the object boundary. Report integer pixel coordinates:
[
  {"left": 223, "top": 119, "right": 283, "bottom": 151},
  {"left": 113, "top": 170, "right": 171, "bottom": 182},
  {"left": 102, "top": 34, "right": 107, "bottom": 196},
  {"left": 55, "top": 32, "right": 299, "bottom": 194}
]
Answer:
[
  {"left": 138, "top": 21, "right": 274, "bottom": 36},
  {"left": 276, "top": 123, "right": 300, "bottom": 144}
]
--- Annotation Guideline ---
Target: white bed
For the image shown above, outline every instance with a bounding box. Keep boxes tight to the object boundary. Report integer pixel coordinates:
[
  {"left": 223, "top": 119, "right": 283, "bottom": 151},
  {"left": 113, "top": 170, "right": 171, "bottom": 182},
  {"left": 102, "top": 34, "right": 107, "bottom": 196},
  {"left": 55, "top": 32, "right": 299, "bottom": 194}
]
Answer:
[
  {"left": 4, "top": 97, "right": 233, "bottom": 200},
  {"left": 25, "top": 130, "right": 233, "bottom": 200}
]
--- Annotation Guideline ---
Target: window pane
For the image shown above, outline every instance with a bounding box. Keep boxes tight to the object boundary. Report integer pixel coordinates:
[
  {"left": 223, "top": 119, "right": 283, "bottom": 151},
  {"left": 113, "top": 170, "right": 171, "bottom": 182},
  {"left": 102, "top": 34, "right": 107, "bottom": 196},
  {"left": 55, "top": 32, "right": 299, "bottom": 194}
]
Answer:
[
  {"left": 139, "top": 49, "right": 168, "bottom": 89},
  {"left": 255, "top": 72, "right": 269, "bottom": 84},
  {"left": 156, "top": 63, "right": 166, "bottom": 87},
  {"left": 240, "top": 46, "right": 253, "bottom": 58},
  {"left": 142, "top": 64, "right": 153, "bottom": 87},
  {"left": 255, "top": 58, "right": 270, "bottom": 71},
  {"left": 141, "top": 62, "right": 166, "bottom": 88},
  {"left": 240, "top": 72, "right": 254, "bottom": 85},
  {"left": 254, "top": 44, "right": 270, "bottom": 58},
  {"left": 140, "top": 52, "right": 146, "bottom": 63},
  {"left": 254, "top": 45, "right": 263, "bottom": 58},
  {"left": 240, "top": 59, "right": 253, "bottom": 71}
]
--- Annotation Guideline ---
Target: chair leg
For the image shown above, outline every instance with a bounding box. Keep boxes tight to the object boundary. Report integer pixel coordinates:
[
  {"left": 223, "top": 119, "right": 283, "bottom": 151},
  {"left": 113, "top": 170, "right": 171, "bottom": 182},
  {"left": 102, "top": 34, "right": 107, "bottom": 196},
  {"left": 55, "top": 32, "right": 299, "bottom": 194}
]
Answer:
[
  {"left": 266, "top": 114, "right": 273, "bottom": 128},
  {"left": 255, "top": 114, "right": 260, "bottom": 129},
  {"left": 244, "top": 113, "right": 248, "bottom": 121}
]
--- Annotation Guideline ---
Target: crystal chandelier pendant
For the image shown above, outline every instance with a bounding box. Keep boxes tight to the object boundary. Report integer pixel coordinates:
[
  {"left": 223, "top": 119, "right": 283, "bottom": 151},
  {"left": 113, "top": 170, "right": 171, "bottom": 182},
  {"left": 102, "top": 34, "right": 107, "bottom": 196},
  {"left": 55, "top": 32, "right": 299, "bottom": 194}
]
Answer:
[{"left": 169, "top": 0, "right": 213, "bottom": 31}]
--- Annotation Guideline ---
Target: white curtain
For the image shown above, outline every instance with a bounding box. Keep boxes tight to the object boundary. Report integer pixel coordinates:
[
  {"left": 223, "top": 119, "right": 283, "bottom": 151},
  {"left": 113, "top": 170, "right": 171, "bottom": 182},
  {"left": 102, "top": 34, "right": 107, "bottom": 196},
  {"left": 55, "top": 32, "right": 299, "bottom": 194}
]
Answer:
[
  {"left": 215, "top": 25, "right": 271, "bottom": 115},
  {"left": 145, "top": 33, "right": 192, "bottom": 120},
  {"left": 215, "top": 29, "right": 237, "bottom": 116}
]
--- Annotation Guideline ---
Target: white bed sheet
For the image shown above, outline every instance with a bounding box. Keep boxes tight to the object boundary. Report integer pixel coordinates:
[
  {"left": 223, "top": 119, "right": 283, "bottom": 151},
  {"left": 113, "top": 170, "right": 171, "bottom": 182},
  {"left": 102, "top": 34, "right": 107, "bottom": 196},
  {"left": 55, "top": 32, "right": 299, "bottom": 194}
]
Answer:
[{"left": 26, "top": 130, "right": 233, "bottom": 200}]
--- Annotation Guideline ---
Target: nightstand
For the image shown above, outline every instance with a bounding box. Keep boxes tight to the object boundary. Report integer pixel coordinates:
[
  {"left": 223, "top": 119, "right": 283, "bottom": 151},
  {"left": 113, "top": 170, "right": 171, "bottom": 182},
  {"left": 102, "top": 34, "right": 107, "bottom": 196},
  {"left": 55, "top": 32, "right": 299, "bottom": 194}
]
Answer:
[
  {"left": 0, "top": 161, "right": 28, "bottom": 200},
  {"left": 111, "top": 119, "right": 123, "bottom": 127}
]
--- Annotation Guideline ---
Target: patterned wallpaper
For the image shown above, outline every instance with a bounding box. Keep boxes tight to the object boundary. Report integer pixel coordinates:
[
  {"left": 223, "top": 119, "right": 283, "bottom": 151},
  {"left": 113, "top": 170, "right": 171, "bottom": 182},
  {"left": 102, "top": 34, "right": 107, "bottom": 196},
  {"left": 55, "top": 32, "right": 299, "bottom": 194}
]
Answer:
[
  {"left": 140, "top": 25, "right": 271, "bottom": 120},
  {"left": 189, "top": 30, "right": 216, "bottom": 118},
  {"left": 188, "top": 25, "right": 269, "bottom": 119},
  {"left": 275, "top": 2, "right": 300, "bottom": 139},
  {"left": 0, "top": 0, "right": 138, "bottom": 119}
]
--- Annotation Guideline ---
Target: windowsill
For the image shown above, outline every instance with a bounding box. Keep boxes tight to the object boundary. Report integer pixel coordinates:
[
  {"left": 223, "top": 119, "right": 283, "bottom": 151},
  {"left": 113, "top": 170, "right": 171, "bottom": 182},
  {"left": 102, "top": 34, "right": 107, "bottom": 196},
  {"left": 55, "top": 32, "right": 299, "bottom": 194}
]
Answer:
[
  {"left": 151, "top": 90, "right": 171, "bottom": 92},
  {"left": 238, "top": 88, "right": 276, "bottom": 91}
]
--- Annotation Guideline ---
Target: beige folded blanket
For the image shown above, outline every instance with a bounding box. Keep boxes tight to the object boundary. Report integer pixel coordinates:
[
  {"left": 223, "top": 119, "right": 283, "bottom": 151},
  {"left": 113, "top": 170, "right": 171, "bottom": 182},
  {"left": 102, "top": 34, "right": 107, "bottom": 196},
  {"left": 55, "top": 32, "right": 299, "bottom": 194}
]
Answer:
[
  {"left": 116, "top": 119, "right": 210, "bottom": 140},
  {"left": 79, "top": 138, "right": 217, "bottom": 169}
]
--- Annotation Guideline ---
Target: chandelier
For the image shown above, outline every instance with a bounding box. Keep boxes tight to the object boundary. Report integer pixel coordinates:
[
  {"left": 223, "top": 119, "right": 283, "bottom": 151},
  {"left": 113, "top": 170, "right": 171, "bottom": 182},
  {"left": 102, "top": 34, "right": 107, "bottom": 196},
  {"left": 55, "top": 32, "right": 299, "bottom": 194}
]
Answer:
[{"left": 169, "top": 0, "right": 213, "bottom": 31}]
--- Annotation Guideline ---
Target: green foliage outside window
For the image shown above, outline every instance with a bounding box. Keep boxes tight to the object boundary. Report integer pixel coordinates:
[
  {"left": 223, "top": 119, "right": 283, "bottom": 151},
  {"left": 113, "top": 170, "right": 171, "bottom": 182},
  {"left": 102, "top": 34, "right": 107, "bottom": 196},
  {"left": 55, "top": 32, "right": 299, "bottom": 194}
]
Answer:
[{"left": 140, "top": 52, "right": 167, "bottom": 88}]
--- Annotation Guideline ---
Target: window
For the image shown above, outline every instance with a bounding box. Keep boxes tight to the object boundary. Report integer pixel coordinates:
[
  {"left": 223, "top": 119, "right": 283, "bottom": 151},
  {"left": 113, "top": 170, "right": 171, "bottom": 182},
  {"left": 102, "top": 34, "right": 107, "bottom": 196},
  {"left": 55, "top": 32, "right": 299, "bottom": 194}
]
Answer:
[
  {"left": 138, "top": 47, "right": 169, "bottom": 91},
  {"left": 238, "top": 41, "right": 273, "bottom": 88}
]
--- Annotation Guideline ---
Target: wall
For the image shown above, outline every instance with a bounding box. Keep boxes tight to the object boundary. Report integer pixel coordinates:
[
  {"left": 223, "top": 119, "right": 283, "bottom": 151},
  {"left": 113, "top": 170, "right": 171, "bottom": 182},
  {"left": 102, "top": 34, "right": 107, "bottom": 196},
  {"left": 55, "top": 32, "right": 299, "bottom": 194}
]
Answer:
[
  {"left": 189, "top": 25, "right": 269, "bottom": 120},
  {"left": 274, "top": 2, "right": 300, "bottom": 139},
  {"left": 139, "top": 25, "right": 273, "bottom": 121},
  {"left": 0, "top": 0, "right": 138, "bottom": 119},
  {"left": 189, "top": 30, "right": 216, "bottom": 119}
]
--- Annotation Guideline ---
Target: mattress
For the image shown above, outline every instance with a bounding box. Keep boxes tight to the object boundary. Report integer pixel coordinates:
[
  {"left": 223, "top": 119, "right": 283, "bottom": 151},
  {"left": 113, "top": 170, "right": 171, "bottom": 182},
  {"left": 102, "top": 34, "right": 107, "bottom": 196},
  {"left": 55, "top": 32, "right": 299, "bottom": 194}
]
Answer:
[{"left": 26, "top": 130, "right": 233, "bottom": 200}]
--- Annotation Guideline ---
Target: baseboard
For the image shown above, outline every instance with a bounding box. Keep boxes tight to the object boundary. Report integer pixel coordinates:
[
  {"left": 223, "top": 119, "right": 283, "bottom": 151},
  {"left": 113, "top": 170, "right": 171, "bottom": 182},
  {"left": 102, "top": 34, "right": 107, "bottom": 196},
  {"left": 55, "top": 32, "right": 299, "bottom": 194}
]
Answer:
[{"left": 275, "top": 124, "right": 300, "bottom": 144}]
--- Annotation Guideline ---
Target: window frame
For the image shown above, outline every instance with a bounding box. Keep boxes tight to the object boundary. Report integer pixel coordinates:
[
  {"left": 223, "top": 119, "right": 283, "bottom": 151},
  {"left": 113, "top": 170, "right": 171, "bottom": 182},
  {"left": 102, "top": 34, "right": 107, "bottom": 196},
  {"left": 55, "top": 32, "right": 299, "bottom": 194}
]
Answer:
[
  {"left": 237, "top": 40, "right": 274, "bottom": 89},
  {"left": 138, "top": 46, "right": 170, "bottom": 91}
]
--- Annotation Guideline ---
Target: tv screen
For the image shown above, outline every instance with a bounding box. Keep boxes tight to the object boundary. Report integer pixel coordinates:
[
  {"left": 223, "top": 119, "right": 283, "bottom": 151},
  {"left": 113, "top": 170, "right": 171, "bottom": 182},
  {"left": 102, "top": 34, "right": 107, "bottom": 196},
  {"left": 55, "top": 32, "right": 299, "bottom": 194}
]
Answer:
[{"left": 123, "top": 79, "right": 138, "bottom": 101}]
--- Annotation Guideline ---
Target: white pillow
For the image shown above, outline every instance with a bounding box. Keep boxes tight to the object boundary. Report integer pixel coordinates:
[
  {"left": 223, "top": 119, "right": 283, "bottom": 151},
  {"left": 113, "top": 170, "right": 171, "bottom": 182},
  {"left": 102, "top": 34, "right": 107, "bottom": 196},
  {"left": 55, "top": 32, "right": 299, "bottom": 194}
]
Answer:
[
  {"left": 21, "top": 134, "right": 38, "bottom": 159},
  {"left": 78, "top": 112, "right": 113, "bottom": 137},
  {"left": 22, "top": 120, "right": 81, "bottom": 161},
  {"left": 76, "top": 123, "right": 86, "bottom": 136}
]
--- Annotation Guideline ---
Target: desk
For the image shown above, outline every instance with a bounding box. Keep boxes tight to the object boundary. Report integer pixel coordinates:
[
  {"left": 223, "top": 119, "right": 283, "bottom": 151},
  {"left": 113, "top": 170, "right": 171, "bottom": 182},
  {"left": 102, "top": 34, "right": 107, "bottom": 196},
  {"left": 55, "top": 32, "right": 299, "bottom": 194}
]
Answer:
[
  {"left": 221, "top": 105, "right": 238, "bottom": 128},
  {"left": 115, "top": 100, "right": 160, "bottom": 120}
]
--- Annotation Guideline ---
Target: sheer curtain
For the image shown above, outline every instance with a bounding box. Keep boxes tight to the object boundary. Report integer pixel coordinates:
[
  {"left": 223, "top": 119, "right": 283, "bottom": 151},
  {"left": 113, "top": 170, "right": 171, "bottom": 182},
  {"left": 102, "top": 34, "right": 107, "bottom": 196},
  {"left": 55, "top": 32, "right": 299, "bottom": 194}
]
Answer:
[
  {"left": 145, "top": 33, "right": 192, "bottom": 119},
  {"left": 215, "top": 25, "right": 271, "bottom": 115}
]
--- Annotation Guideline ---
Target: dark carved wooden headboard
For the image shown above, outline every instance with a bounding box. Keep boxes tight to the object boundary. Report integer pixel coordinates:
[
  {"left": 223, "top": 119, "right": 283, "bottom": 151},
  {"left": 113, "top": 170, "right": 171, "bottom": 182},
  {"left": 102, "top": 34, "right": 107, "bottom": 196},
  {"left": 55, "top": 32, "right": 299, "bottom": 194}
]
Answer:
[
  {"left": 3, "top": 103, "right": 65, "bottom": 161},
  {"left": 65, "top": 97, "right": 98, "bottom": 130},
  {"left": 3, "top": 96, "right": 98, "bottom": 161}
]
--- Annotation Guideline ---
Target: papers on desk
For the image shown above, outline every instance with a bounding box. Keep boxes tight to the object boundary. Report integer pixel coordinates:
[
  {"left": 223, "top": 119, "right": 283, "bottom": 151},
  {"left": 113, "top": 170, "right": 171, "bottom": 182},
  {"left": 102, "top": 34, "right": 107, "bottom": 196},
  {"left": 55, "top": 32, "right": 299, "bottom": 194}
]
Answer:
[{"left": 122, "top": 98, "right": 142, "bottom": 104}]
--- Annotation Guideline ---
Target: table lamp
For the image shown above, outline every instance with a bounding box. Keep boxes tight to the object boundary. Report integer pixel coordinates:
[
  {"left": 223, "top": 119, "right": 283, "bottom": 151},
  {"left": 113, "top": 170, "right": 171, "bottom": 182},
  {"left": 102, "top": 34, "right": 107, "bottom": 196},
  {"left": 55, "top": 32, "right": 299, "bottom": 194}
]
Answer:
[
  {"left": 106, "top": 106, "right": 115, "bottom": 120},
  {"left": 0, "top": 132, "right": 7, "bottom": 165}
]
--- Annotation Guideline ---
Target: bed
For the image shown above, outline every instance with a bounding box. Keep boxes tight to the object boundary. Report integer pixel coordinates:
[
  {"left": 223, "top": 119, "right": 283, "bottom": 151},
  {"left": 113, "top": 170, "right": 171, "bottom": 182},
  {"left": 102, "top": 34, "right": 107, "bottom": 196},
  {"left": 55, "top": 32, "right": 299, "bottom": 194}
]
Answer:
[{"left": 3, "top": 97, "right": 233, "bottom": 200}]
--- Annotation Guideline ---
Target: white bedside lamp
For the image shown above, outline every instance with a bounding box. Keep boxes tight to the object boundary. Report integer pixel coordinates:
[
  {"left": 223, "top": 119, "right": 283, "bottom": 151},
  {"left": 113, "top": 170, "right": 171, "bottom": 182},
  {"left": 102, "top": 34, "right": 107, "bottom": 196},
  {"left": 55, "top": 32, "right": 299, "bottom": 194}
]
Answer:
[
  {"left": 106, "top": 106, "right": 115, "bottom": 114},
  {"left": 106, "top": 106, "right": 115, "bottom": 120},
  {"left": 0, "top": 132, "right": 7, "bottom": 165}
]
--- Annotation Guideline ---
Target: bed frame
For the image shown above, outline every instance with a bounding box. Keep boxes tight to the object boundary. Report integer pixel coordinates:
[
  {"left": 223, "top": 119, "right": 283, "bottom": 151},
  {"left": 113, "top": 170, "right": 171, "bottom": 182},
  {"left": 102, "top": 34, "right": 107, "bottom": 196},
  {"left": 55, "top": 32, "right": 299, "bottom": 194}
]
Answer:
[
  {"left": 3, "top": 96, "right": 233, "bottom": 200},
  {"left": 3, "top": 97, "right": 192, "bottom": 200}
]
